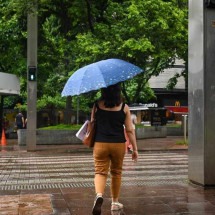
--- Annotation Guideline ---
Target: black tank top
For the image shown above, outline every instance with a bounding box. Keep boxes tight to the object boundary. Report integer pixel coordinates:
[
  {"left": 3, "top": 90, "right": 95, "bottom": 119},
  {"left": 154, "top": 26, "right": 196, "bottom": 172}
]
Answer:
[
  {"left": 94, "top": 103, "right": 126, "bottom": 143},
  {"left": 16, "top": 113, "right": 23, "bottom": 125}
]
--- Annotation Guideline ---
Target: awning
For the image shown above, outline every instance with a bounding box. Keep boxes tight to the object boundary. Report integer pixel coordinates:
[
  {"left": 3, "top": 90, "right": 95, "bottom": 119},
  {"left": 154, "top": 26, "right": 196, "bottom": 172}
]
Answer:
[
  {"left": 0, "top": 72, "right": 20, "bottom": 95},
  {"left": 165, "top": 106, "right": 188, "bottom": 114},
  {"left": 129, "top": 106, "right": 148, "bottom": 111}
]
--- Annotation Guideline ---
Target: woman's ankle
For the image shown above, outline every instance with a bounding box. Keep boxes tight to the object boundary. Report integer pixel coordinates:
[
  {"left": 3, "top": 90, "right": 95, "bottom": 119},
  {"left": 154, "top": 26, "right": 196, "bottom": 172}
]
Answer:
[
  {"left": 96, "top": 193, "right": 103, "bottom": 197},
  {"left": 111, "top": 198, "right": 118, "bottom": 203}
]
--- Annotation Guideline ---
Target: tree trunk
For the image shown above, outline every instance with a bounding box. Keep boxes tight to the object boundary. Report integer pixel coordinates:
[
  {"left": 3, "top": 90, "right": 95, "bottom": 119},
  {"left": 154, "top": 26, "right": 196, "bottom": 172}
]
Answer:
[
  {"left": 63, "top": 96, "right": 72, "bottom": 124},
  {"left": 122, "top": 83, "right": 130, "bottom": 104}
]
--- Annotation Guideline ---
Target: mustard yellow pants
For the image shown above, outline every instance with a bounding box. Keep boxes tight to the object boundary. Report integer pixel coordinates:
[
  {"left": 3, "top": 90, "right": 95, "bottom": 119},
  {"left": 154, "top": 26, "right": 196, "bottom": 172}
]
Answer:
[{"left": 93, "top": 142, "right": 125, "bottom": 199}]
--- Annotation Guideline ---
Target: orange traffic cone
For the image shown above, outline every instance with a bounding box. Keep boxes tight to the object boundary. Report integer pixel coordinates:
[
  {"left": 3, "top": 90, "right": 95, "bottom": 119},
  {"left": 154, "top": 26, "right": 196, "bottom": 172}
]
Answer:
[{"left": 1, "top": 128, "right": 7, "bottom": 145}]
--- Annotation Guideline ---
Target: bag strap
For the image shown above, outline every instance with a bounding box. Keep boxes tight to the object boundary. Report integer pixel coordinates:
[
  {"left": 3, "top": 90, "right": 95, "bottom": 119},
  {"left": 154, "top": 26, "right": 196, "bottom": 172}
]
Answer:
[
  {"left": 91, "top": 102, "right": 97, "bottom": 121},
  {"left": 121, "top": 103, "right": 125, "bottom": 111}
]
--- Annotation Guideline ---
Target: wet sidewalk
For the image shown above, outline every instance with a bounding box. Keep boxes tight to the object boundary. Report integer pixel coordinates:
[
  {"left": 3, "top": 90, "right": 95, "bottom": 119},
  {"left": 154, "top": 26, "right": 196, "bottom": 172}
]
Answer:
[
  {"left": 1, "top": 137, "right": 215, "bottom": 215},
  {"left": 1, "top": 136, "right": 188, "bottom": 153}
]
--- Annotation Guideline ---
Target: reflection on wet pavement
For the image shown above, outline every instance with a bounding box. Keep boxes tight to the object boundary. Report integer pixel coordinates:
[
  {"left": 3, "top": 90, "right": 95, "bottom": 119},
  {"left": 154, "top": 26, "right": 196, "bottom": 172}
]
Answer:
[
  {"left": 0, "top": 194, "right": 53, "bottom": 214},
  {"left": 111, "top": 209, "right": 126, "bottom": 215}
]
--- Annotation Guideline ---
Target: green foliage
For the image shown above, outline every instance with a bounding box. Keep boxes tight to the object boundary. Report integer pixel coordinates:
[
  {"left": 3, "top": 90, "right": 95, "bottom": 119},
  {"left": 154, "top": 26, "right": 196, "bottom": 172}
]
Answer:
[
  {"left": 0, "top": 0, "right": 188, "bottom": 111},
  {"left": 37, "top": 95, "right": 66, "bottom": 110},
  {"left": 166, "top": 123, "right": 181, "bottom": 128},
  {"left": 167, "top": 72, "right": 182, "bottom": 89}
]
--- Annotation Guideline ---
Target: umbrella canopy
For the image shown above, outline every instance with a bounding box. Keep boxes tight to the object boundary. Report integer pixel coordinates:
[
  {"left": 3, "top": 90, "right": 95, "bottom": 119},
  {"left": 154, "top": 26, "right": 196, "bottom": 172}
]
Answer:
[{"left": 61, "top": 58, "right": 143, "bottom": 97}]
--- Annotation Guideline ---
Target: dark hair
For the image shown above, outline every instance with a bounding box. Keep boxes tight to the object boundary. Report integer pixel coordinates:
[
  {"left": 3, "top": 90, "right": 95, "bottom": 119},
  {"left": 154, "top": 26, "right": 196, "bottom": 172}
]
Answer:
[{"left": 101, "top": 83, "right": 123, "bottom": 108}]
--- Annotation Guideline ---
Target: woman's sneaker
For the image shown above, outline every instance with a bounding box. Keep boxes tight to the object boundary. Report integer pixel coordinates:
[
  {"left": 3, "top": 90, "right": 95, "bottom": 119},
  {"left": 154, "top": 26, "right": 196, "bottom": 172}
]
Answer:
[
  {"left": 111, "top": 202, "right": 123, "bottom": 211},
  {"left": 92, "top": 195, "right": 103, "bottom": 215}
]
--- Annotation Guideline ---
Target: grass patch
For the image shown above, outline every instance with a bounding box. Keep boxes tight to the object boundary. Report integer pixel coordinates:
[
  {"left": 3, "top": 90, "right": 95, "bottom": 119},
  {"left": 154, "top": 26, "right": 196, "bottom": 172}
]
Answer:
[
  {"left": 39, "top": 124, "right": 82, "bottom": 130},
  {"left": 176, "top": 139, "right": 188, "bottom": 145},
  {"left": 136, "top": 124, "right": 150, "bottom": 128},
  {"left": 136, "top": 124, "right": 182, "bottom": 128},
  {"left": 166, "top": 124, "right": 181, "bottom": 128}
]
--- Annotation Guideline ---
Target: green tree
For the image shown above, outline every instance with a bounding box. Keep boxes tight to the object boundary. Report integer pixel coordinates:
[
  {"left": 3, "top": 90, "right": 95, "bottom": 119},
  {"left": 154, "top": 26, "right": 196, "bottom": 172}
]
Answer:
[
  {"left": 0, "top": 0, "right": 27, "bottom": 107},
  {"left": 74, "top": 0, "right": 188, "bottom": 102},
  {"left": 0, "top": 0, "right": 188, "bottom": 112}
]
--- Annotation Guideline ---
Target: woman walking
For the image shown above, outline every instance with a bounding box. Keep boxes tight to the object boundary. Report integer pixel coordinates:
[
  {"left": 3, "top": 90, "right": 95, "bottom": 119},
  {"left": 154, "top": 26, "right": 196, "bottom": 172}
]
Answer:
[{"left": 91, "top": 83, "right": 138, "bottom": 215}]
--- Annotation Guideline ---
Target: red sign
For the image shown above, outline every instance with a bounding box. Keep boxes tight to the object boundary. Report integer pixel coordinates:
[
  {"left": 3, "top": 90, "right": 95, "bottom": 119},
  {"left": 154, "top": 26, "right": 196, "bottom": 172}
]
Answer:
[{"left": 165, "top": 106, "right": 188, "bottom": 114}]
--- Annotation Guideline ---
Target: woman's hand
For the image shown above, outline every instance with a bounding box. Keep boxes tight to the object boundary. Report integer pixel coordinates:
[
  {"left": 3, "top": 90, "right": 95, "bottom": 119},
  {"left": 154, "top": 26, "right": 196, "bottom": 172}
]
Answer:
[{"left": 132, "top": 150, "right": 138, "bottom": 162}]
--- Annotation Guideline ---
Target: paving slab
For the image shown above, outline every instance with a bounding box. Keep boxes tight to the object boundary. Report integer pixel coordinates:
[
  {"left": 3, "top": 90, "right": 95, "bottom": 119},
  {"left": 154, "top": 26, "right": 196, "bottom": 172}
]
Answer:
[{"left": 1, "top": 138, "right": 215, "bottom": 215}]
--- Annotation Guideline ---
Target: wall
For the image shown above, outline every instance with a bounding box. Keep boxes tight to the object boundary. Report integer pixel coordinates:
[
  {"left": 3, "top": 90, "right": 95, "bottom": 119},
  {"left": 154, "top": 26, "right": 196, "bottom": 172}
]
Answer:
[
  {"left": 18, "top": 129, "right": 82, "bottom": 146},
  {"left": 18, "top": 126, "right": 179, "bottom": 145},
  {"left": 136, "top": 126, "right": 166, "bottom": 139}
]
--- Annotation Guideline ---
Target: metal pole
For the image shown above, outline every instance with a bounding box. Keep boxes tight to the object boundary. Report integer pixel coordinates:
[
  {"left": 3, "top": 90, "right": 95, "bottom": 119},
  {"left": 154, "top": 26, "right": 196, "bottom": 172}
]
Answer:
[
  {"left": 183, "top": 115, "right": 187, "bottom": 143},
  {"left": 189, "top": 0, "right": 215, "bottom": 186},
  {"left": 27, "top": 2, "right": 37, "bottom": 151}
]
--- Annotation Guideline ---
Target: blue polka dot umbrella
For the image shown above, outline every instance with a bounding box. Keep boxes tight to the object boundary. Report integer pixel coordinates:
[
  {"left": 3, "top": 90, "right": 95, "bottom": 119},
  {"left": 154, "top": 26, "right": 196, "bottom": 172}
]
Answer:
[{"left": 61, "top": 58, "right": 143, "bottom": 96}]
